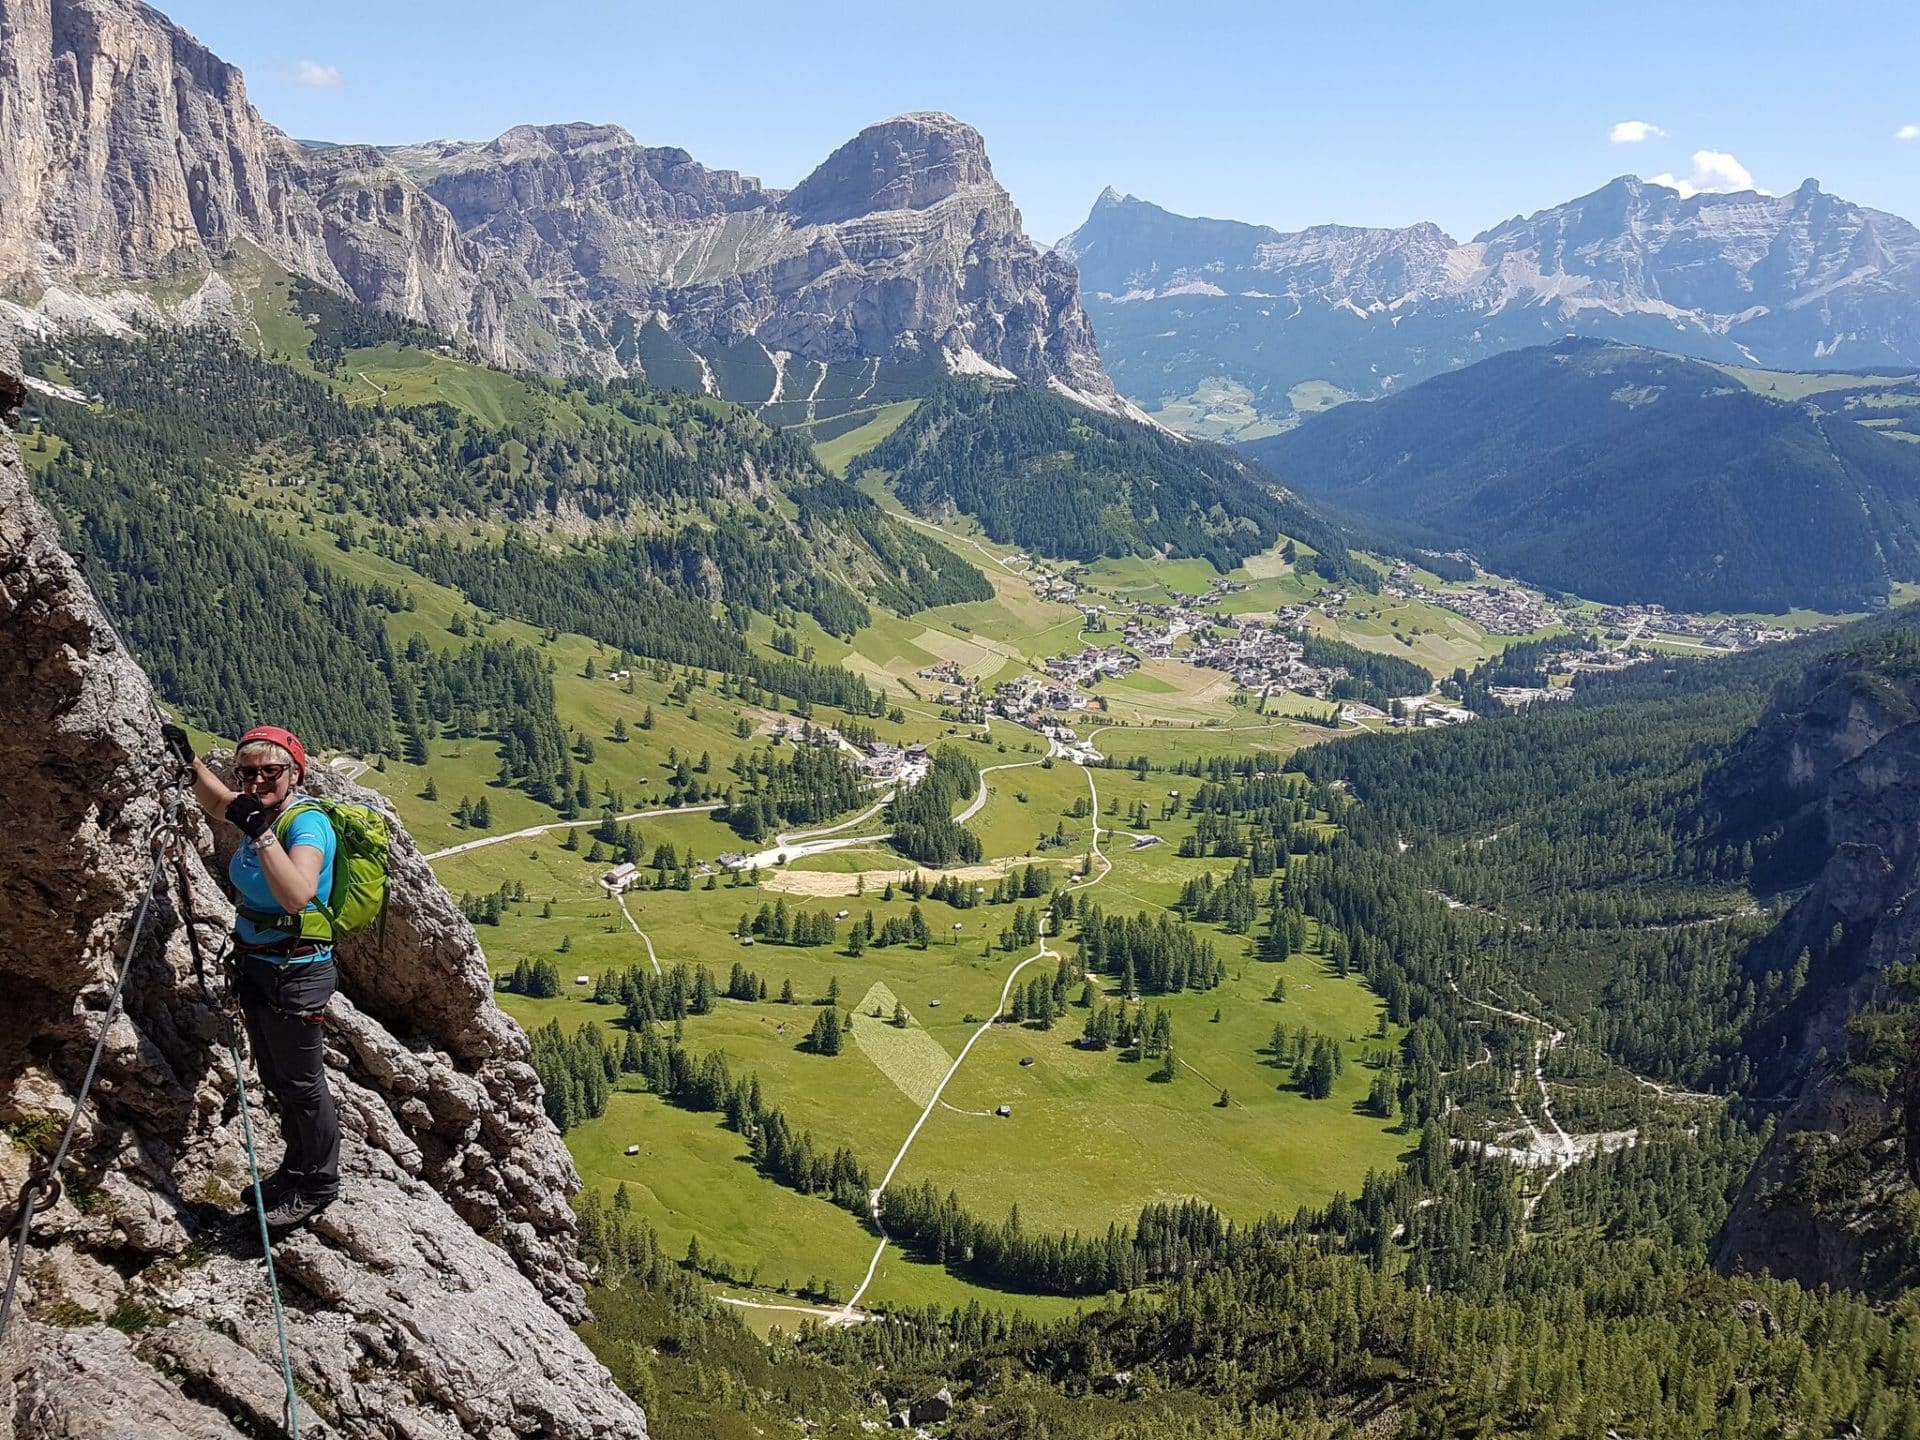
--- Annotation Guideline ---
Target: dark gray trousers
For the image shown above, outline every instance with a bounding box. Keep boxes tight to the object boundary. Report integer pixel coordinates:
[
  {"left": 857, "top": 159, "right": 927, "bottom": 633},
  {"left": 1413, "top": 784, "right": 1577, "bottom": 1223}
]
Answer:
[{"left": 236, "top": 954, "right": 340, "bottom": 1199}]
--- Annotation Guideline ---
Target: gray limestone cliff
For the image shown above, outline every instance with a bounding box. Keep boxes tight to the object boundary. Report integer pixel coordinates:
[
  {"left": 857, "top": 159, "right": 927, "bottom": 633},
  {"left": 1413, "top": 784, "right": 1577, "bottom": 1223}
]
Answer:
[
  {"left": 0, "top": 363, "right": 645, "bottom": 1434},
  {"left": 0, "top": 0, "right": 1117, "bottom": 406},
  {"left": 1709, "top": 647, "right": 1920, "bottom": 1295}
]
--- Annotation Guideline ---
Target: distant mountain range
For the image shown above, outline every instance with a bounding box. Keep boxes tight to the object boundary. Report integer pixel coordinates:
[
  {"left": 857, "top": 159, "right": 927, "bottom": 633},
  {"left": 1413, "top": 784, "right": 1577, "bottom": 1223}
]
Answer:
[
  {"left": 1246, "top": 339, "right": 1920, "bottom": 612},
  {"left": 0, "top": 0, "right": 1125, "bottom": 425},
  {"left": 1059, "top": 181, "right": 1920, "bottom": 439}
]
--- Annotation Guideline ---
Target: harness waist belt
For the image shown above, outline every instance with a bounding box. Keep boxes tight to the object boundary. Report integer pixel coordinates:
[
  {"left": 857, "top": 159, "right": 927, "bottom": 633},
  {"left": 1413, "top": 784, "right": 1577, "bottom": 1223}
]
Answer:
[{"left": 232, "top": 937, "right": 331, "bottom": 963}]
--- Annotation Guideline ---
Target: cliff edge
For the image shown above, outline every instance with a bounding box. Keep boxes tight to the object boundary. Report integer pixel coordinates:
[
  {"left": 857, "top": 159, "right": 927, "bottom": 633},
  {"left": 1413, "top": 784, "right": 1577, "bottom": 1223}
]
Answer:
[{"left": 0, "top": 364, "right": 644, "bottom": 1435}]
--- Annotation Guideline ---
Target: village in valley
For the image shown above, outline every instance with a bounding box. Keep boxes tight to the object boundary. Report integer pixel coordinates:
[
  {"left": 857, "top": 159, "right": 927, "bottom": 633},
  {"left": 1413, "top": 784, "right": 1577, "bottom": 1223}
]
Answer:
[{"left": 964, "top": 546, "right": 1817, "bottom": 745}]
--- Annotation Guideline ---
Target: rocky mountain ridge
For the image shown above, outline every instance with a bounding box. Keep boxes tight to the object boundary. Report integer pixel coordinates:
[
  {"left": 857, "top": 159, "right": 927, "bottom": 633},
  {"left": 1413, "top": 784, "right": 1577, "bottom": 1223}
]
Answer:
[
  {"left": 1059, "top": 180, "right": 1920, "bottom": 436},
  {"left": 0, "top": 359, "right": 647, "bottom": 1435},
  {"left": 0, "top": 0, "right": 1120, "bottom": 412}
]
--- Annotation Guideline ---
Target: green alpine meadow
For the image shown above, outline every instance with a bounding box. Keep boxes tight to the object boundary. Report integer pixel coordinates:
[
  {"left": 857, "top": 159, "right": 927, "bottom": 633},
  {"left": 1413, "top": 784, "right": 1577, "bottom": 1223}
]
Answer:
[{"left": 4, "top": 4, "right": 1920, "bottom": 1437}]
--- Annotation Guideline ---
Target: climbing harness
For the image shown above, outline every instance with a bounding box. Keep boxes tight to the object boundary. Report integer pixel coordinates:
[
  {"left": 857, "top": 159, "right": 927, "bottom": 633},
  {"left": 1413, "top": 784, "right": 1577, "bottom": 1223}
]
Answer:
[{"left": 0, "top": 753, "right": 306, "bottom": 1439}]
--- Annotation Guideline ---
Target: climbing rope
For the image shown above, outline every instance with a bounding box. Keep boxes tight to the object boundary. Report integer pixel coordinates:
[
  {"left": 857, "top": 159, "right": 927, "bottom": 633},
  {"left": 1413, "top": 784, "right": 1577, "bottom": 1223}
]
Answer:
[
  {"left": 0, "top": 819, "right": 174, "bottom": 1345},
  {"left": 225, "top": 1020, "right": 304, "bottom": 1440},
  {"left": 1, "top": 766, "right": 306, "bottom": 1439}
]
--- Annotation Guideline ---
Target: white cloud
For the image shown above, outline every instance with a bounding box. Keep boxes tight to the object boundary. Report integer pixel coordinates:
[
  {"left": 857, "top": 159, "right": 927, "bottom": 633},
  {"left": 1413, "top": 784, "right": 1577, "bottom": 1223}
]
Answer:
[
  {"left": 1609, "top": 120, "right": 1665, "bottom": 144},
  {"left": 293, "top": 59, "right": 343, "bottom": 89},
  {"left": 1898, "top": 124, "right": 1920, "bottom": 141},
  {"left": 1645, "top": 150, "right": 1765, "bottom": 199}
]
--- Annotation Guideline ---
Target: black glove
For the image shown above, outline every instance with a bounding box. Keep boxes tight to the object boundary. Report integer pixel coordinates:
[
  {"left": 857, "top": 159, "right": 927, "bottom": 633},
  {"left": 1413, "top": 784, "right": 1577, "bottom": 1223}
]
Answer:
[
  {"left": 224, "top": 794, "right": 273, "bottom": 840},
  {"left": 160, "top": 722, "right": 195, "bottom": 767}
]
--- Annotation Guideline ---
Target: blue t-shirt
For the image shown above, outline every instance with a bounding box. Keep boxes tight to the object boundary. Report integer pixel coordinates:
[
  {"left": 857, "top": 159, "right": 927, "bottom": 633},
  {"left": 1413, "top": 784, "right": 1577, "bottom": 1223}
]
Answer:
[{"left": 230, "top": 802, "right": 336, "bottom": 959}]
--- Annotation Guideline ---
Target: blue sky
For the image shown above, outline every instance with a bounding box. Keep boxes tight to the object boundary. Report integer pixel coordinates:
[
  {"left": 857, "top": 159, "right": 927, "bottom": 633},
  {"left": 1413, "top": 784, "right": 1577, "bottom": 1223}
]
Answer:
[{"left": 163, "top": 0, "right": 1920, "bottom": 245}]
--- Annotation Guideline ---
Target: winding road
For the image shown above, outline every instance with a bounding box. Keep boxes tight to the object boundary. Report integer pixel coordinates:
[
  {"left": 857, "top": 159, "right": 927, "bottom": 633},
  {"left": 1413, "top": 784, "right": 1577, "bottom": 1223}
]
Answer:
[{"left": 423, "top": 803, "right": 722, "bottom": 862}]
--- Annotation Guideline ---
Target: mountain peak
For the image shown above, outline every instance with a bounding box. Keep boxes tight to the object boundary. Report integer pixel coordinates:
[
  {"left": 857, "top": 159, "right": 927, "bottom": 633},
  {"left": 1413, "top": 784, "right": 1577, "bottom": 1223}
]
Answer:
[
  {"left": 783, "top": 112, "right": 995, "bottom": 226},
  {"left": 488, "top": 122, "right": 639, "bottom": 157}
]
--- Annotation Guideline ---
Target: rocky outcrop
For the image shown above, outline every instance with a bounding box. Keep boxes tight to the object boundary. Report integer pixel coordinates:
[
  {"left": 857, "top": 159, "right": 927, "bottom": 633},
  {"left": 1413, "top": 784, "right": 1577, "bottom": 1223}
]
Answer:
[
  {"left": 0, "top": 0, "right": 1118, "bottom": 407},
  {"left": 1059, "top": 179, "right": 1920, "bottom": 436},
  {"left": 0, "top": 367, "right": 645, "bottom": 1433},
  {"left": 1709, "top": 642, "right": 1920, "bottom": 1295},
  {"left": 386, "top": 110, "right": 1119, "bottom": 403}
]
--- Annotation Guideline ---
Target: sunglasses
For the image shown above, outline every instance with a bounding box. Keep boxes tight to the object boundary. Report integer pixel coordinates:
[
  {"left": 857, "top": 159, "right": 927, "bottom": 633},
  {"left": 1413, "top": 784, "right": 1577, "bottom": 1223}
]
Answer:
[{"left": 236, "top": 764, "right": 291, "bottom": 783}]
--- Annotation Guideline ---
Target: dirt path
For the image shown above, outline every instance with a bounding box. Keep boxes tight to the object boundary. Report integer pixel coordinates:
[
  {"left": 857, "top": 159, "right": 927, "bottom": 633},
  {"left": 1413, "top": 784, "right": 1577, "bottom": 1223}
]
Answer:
[
  {"left": 773, "top": 794, "right": 893, "bottom": 849},
  {"left": 1450, "top": 981, "right": 1632, "bottom": 1227},
  {"left": 610, "top": 888, "right": 662, "bottom": 977},
  {"left": 832, "top": 763, "right": 1110, "bottom": 1323},
  {"left": 423, "top": 803, "right": 722, "bottom": 862}
]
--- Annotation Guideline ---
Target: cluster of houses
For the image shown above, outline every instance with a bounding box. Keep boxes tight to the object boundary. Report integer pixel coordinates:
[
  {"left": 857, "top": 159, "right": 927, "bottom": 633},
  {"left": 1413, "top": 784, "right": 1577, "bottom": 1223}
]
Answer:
[
  {"left": 1183, "top": 619, "right": 1351, "bottom": 697},
  {"left": 992, "top": 674, "right": 1089, "bottom": 718},
  {"left": 1386, "top": 579, "right": 1557, "bottom": 635},
  {"left": 1044, "top": 647, "right": 1139, "bottom": 687},
  {"left": 856, "top": 739, "right": 932, "bottom": 787},
  {"left": 1596, "top": 604, "right": 1797, "bottom": 650},
  {"left": 914, "top": 660, "right": 979, "bottom": 707},
  {"left": 1118, "top": 604, "right": 1210, "bottom": 658}
]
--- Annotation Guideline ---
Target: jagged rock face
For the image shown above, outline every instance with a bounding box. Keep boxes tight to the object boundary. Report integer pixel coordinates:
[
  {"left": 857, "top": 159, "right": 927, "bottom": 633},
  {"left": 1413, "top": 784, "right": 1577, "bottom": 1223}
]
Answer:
[
  {"left": 386, "top": 110, "right": 1117, "bottom": 398},
  {"left": 0, "top": 0, "right": 504, "bottom": 357},
  {"left": 0, "top": 0, "right": 1117, "bottom": 405},
  {"left": 783, "top": 112, "right": 995, "bottom": 225},
  {"left": 1060, "top": 180, "right": 1920, "bottom": 435},
  {"left": 1709, "top": 652, "right": 1920, "bottom": 1295},
  {"left": 0, "top": 375, "right": 645, "bottom": 1434}
]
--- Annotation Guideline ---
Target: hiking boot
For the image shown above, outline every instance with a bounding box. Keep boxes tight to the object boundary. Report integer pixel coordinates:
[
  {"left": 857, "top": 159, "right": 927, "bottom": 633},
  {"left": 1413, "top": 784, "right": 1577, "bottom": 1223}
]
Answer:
[
  {"left": 262, "top": 1188, "right": 335, "bottom": 1229},
  {"left": 241, "top": 1169, "right": 296, "bottom": 1214}
]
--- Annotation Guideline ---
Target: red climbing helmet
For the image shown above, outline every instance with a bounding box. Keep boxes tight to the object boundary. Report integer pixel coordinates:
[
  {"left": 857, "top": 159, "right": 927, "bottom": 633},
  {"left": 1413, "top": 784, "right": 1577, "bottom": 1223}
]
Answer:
[{"left": 237, "top": 725, "right": 308, "bottom": 779}]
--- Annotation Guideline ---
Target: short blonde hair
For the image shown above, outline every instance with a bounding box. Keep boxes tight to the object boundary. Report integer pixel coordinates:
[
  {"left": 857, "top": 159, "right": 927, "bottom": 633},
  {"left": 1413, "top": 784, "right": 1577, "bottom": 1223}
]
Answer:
[{"left": 235, "top": 739, "right": 297, "bottom": 772}]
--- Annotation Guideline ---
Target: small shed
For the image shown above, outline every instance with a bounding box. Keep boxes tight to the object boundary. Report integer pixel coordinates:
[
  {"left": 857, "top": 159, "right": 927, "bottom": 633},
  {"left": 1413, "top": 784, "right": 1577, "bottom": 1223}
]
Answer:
[
  {"left": 995, "top": 1105, "right": 1012, "bottom": 1118},
  {"left": 1019, "top": 1056, "right": 1035, "bottom": 1067},
  {"left": 624, "top": 1145, "right": 640, "bottom": 1156},
  {"left": 573, "top": 975, "right": 591, "bottom": 986}
]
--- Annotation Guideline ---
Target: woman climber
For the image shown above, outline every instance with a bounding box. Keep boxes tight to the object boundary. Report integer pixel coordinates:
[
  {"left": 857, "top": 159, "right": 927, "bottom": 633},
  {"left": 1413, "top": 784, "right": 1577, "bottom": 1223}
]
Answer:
[{"left": 165, "top": 722, "right": 341, "bottom": 1227}]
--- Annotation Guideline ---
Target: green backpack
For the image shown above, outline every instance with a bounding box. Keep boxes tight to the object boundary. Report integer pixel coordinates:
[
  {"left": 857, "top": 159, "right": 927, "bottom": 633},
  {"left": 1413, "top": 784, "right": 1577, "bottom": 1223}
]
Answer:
[{"left": 238, "top": 798, "right": 391, "bottom": 944}]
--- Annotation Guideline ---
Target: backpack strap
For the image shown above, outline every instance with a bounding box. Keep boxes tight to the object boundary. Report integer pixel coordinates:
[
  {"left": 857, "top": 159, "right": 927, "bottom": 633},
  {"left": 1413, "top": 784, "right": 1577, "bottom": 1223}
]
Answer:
[{"left": 238, "top": 802, "right": 336, "bottom": 941}]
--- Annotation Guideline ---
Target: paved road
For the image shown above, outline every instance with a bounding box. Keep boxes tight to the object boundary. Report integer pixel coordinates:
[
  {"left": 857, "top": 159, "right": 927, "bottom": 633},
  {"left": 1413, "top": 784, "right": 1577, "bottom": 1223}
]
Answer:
[{"left": 423, "top": 803, "right": 722, "bottom": 862}]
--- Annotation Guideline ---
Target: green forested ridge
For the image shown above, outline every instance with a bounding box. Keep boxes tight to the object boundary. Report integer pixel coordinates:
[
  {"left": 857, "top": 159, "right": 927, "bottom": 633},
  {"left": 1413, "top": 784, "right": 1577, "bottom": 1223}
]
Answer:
[
  {"left": 1248, "top": 338, "right": 1920, "bottom": 611},
  {"left": 851, "top": 378, "right": 1374, "bottom": 584},
  {"left": 20, "top": 323, "right": 988, "bottom": 741},
  {"left": 27, "top": 351, "right": 399, "bottom": 750}
]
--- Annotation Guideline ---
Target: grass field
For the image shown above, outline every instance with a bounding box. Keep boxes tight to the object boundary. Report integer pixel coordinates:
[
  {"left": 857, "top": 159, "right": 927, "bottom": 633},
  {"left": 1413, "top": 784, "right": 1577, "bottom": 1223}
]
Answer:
[
  {"left": 811, "top": 400, "right": 918, "bottom": 476},
  {"left": 447, "top": 716, "right": 1407, "bottom": 1319}
]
